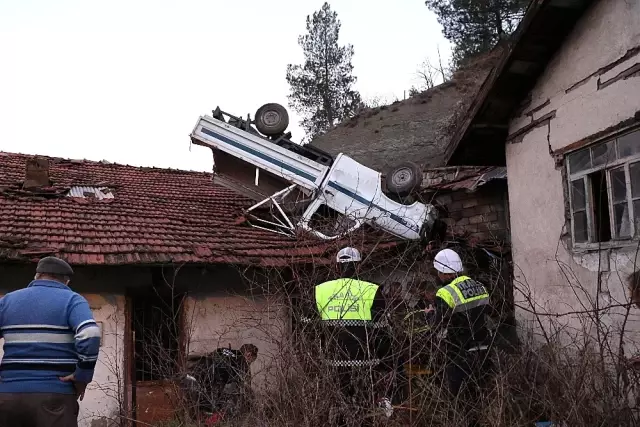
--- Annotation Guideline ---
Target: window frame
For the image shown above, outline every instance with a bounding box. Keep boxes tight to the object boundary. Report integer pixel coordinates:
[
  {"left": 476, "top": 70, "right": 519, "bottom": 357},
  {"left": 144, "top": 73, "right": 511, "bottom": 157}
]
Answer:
[{"left": 566, "top": 127, "right": 640, "bottom": 249}]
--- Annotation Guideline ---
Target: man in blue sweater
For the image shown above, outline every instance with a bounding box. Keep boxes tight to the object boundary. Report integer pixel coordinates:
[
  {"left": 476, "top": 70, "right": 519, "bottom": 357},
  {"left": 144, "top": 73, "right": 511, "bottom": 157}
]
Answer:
[{"left": 0, "top": 256, "right": 101, "bottom": 427}]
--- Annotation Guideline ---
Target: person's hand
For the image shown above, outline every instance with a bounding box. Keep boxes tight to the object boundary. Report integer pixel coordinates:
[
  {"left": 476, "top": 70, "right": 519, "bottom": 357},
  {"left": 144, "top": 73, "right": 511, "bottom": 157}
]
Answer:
[
  {"left": 424, "top": 304, "right": 435, "bottom": 315},
  {"left": 59, "top": 374, "right": 87, "bottom": 401}
]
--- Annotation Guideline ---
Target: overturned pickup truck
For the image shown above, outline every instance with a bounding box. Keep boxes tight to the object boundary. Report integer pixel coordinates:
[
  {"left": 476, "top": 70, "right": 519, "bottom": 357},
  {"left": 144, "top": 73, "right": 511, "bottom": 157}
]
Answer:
[{"left": 189, "top": 103, "right": 437, "bottom": 241}]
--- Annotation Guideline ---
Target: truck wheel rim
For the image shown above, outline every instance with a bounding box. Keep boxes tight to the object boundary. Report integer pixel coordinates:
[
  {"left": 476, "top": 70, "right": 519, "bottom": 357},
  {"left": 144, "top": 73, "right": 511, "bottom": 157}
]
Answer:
[
  {"left": 263, "top": 111, "right": 280, "bottom": 127},
  {"left": 392, "top": 167, "right": 413, "bottom": 186}
]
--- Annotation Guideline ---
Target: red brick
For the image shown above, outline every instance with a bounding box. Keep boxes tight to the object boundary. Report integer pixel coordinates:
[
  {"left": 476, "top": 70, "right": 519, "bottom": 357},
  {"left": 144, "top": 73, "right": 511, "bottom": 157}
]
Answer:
[
  {"left": 477, "top": 222, "right": 490, "bottom": 231},
  {"left": 463, "top": 224, "right": 479, "bottom": 233},
  {"left": 435, "top": 194, "right": 453, "bottom": 205},
  {"left": 472, "top": 231, "right": 492, "bottom": 241},
  {"left": 442, "top": 218, "right": 457, "bottom": 227},
  {"left": 447, "top": 201, "right": 463, "bottom": 211},
  {"left": 477, "top": 205, "right": 493, "bottom": 214},
  {"left": 452, "top": 191, "right": 469, "bottom": 201},
  {"left": 469, "top": 215, "right": 484, "bottom": 224},
  {"left": 462, "top": 198, "right": 479, "bottom": 209},
  {"left": 462, "top": 207, "right": 482, "bottom": 218},
  {"left": 450, "top": 211, "right": 464, "bottom": 220},
  {"left": 487, "top": 222, "right": 504, "bottom": 231},
  {"left": 477, "top": 222, "right": 504, "bottom": 232},
  {"left": 456, "top": 218, "right": 470, "bottom": 226},
  {"left": 483, "top": 212, "right": 499, "bottom": 222}
]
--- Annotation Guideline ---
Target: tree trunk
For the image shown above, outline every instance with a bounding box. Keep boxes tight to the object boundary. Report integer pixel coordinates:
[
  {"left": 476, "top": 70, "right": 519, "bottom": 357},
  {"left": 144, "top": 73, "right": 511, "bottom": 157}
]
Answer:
[{"left": 323, "top": 29, "right": 333, "bottom": 128}]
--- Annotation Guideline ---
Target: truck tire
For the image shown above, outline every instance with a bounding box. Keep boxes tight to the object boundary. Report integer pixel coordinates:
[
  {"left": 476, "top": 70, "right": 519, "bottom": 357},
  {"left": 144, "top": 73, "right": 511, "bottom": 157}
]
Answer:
[
  {"left": 386, "top": 161, "right": 422, "bottom": 196},
  {"left": 255, "top": 103, "right": 289, "bottom": 136}
]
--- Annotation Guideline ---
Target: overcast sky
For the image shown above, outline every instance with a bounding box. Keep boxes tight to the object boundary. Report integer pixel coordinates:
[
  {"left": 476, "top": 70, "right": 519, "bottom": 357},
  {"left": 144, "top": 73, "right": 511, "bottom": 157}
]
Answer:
[{"left": 0, "top": 0, "right": 450, "bottom": 172}]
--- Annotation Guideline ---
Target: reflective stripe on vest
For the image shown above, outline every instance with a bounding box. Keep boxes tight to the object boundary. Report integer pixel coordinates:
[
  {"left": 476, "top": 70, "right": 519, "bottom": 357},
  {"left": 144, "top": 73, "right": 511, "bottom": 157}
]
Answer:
[
  {"left": 300, "top": 317, "right": 388, "bottom": 328},
  {"left": 315, "top": 279, "right": 378, "bottom": 321},
  {"left": 436, "top": 276, "right": 489, "bottom": 314},
  {"left": 323, "top": 358, "right": 381, "bottom": 367}
]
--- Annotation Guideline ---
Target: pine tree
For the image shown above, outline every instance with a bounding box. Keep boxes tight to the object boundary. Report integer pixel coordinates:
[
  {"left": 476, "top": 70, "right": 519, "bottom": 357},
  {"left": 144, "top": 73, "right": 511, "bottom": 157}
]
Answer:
[
  {"left": 286, "top": 2, "right": 361, "bottom": 140},
  {"left": 425, "top": 0, "right": 529, "bottom": 66}
]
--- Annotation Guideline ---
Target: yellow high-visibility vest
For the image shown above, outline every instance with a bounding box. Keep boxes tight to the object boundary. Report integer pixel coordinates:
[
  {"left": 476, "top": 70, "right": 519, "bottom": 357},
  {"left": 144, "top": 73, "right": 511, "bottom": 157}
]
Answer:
[
  {"left": 315, "top": 278, "right": 378, "bottom": 322},
  {"left": 435, "top": 275, "right": 490, "bottom": 313}
]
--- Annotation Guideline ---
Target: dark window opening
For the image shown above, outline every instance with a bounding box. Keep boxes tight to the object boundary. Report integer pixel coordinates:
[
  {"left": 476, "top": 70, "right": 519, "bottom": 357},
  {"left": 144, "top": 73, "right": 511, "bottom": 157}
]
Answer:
[
  {"left": 589, "top": 170, "right": 611, "bottom": 243},
  {"left": 571, "top": 179, "right": 588, "bottom": 243},
  {"left": 133, "top": 289, "right": 184, "bottom": 382}
]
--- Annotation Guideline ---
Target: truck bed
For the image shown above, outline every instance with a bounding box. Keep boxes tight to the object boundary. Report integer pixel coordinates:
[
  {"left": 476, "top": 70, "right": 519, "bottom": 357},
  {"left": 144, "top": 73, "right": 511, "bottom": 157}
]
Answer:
[{"left": 191, "top": 115, "right": 330, "bottom": 205}]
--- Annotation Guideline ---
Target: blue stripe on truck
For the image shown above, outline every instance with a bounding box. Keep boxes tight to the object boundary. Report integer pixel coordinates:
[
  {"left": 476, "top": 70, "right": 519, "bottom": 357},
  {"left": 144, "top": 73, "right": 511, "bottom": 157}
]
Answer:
[
  {"left": 199, "top": 127, "right": 317, "bottom": 182},
  {"left": 327, "top": 181, "right": 419, "bottom": 233}
]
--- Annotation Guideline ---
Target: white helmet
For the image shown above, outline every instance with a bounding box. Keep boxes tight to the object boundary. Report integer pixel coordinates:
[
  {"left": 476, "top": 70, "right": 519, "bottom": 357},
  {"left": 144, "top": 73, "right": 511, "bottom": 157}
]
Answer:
[
  {"left": 336, "top": 247, "right": 362, "bottom": 263},
  {"left": 433, "top": 249, "right": 463, "bottom": 274}
]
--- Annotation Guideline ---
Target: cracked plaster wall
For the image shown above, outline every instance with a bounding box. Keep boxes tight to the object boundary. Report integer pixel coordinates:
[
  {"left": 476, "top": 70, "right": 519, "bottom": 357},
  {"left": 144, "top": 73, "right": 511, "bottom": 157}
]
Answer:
[
  {"left": 175, "top": 266, "right": 290, "bottom": 392},
  {"left": 506, "top": 0, "right": 640, "bottom": 346},
  {"left": 185, "top": 294, "right": 288, "bottom": 391}
]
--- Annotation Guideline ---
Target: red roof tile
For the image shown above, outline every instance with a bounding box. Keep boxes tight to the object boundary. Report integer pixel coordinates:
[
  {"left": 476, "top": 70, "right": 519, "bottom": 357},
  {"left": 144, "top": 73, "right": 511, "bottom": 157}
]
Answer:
[{"left": 0, "top": 152, "right": 355, "bottom": 266}]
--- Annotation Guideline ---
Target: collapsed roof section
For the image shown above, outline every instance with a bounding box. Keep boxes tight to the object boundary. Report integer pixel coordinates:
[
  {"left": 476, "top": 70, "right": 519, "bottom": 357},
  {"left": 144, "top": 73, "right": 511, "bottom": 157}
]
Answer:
[{"left": 421, "top": 166, "right": 507, "bottom": 193}]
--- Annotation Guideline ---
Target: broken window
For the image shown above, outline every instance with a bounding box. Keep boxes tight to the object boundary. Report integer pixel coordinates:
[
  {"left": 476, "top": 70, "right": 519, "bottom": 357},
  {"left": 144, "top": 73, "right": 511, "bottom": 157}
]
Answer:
[{"left": 567, "top": 128, "right": 640, "bottom": 245}]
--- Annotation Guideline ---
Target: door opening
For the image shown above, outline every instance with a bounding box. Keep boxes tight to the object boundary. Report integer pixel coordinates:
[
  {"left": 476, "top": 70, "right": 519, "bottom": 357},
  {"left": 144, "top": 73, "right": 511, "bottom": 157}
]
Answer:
[{"left": 130, "top": 283, "right": 185, "bottom": 425}]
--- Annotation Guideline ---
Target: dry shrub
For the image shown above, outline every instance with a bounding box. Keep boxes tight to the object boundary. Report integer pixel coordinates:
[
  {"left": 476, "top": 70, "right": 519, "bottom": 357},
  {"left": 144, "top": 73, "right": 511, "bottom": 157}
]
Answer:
[{"left": 93, "top": 221, "right": 640, "bottom": 427}]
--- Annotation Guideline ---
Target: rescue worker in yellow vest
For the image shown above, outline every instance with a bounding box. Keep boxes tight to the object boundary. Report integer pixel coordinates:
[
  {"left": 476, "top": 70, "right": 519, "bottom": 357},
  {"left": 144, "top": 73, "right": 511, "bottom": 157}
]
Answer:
[
  {"left": 428, "top": 248, "right": 492, "bottom": 426},
  {"left": 315, "top": 247, "right": 393, "bottom": 417}
]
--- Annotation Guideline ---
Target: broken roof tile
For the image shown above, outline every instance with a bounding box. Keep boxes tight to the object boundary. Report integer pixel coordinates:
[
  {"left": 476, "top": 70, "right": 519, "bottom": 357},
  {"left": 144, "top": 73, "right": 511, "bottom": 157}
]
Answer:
[{"left": 421, "top": 166, "right": 507, "bottom": 192}]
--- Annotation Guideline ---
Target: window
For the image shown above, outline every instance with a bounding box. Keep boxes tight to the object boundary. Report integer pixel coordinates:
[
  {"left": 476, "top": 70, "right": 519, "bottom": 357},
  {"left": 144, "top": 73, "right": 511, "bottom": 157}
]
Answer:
[{"left": 567, "top": 128, "right": 640, "bottom": 245}]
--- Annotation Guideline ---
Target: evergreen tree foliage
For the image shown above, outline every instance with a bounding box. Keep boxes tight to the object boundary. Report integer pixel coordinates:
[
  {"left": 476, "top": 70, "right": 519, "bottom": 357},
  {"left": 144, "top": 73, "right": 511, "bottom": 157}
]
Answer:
[
  {"left": 425, "top": 0, "right": 529, "bottom": 66},
  {"left": 286, "top": 2, "right": 361, "bottom": 140}
]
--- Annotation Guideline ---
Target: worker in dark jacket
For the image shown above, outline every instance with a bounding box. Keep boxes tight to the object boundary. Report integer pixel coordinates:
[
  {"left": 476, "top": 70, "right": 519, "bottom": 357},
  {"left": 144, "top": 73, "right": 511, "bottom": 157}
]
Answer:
[
  {"left": 0, "top": 256, "right": 101, "bottom": 427},
  {"left": 314, "top": 247, "right": 393, "bottom": 416},
  {"left": 209, "top": 344, "right": 257, "bottom": 407},
  {"left": 427, "top": 248, "right": 492, "bottom": 426},
  {"left": 187, "top": 344, "right": 258, "bottom": 416}
]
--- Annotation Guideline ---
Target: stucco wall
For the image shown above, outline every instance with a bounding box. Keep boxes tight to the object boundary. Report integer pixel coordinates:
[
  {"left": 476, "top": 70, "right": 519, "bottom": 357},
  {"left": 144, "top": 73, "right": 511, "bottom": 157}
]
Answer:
[
  {"left": 79, "top": 294, "right": 125, "bottom": 426},
  {"left": 185, "top": 293, "right": 289, "bottom": 391},
  {"left": 506, "top": 0, "right": 640, "bottom": 346}
]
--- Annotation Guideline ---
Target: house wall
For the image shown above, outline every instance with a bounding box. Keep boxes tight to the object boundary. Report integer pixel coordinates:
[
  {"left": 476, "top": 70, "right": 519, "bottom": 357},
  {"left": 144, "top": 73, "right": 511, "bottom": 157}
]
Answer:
[
  {"left": 178, "top": 267, "right": 289, "bottom": 392},
  {"left": 505, "top": 0, "right": 640, "bottom": 346},
  {"left": 433, "top": 183, "right": 509, "bottom": 242}
]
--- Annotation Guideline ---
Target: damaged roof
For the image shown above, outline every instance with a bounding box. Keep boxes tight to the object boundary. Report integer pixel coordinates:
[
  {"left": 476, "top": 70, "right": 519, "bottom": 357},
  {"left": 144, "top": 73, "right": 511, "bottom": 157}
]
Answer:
[
  {"left": 446, "top": 0, "right": 597, "bottom": 166},
  {"left": 310, "top": 47, "right": 504, "bottom": 173},
  {"left": 421, "top": 166, "right": 507, "bottom": 193},
  {"left": 0, "top": 152, "right": 346, "bottom": 267}
]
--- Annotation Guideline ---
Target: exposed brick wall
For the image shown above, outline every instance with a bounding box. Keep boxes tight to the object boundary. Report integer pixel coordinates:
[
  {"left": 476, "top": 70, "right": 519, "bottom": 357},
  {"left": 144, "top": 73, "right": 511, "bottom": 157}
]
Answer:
[{"left": 432, "top": 183, "right": 509, "bottom": 242}]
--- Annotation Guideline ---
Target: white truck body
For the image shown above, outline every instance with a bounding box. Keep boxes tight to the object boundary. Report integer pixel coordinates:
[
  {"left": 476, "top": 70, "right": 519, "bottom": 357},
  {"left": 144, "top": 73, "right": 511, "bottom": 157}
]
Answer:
[{"left": 191, "top": 114, "right": 436, "bottom": 240}]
